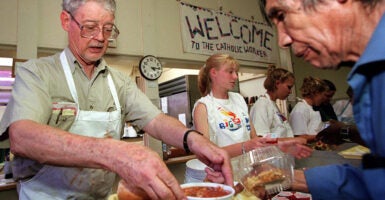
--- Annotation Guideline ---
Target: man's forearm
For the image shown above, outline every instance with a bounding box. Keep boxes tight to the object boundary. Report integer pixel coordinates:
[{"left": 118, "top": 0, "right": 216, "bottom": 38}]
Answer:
[{"left": 8, "top": 120, "right": 136, "bottom": 172}]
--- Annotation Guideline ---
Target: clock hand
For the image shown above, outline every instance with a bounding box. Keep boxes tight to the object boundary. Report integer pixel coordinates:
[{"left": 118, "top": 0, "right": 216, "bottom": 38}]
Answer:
[{"left": 151, "top": 67, "right": 161, "bottom": 71}]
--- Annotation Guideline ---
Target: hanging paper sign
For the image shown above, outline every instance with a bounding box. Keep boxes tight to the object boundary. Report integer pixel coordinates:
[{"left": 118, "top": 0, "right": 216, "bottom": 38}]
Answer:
[{"left": 180, "top": 2, "right": 278, "bottom": 63}]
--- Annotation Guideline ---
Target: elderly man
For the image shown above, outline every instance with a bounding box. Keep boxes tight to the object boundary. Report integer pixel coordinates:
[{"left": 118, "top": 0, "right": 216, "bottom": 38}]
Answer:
[
  {"left": 0, "top": 0, "right": 233, "bottom": 199},
  {"left": 261, "top": 0, "right": 385, "bottom": 199}
]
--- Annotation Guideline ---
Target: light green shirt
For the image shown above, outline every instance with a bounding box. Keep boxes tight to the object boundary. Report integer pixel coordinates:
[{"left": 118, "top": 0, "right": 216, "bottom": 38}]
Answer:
[
  {"left": 0, "top": 48, "right": 161, "bottom": 180},
  {"left": 1, "top": 47, "right": 160, "bottom": 138}
]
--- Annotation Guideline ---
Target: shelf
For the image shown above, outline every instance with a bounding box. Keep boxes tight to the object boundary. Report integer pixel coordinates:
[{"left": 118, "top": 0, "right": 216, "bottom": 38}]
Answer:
[
  {"left": 0, "top": 174, "right": 16, "bottom": 191},
  {"left": 164, "top": 155, "right": 196, "bottom": 165},
  {"left": 121, "top": 136, "right": 144, "bottom": 147}
]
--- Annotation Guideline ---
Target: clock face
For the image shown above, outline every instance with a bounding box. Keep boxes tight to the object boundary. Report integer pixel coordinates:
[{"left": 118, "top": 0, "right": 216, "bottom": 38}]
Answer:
[{"left": 139, "top": 55, "right": 163, "bottom": 80}]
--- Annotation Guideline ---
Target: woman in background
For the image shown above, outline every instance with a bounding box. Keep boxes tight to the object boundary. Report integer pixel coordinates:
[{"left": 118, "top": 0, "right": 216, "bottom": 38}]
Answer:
[
  {"left": 290, "top": 76, "right": 328, "bottom": 142},
  {"left": 313, "top": 79, "right": 338, "bottom": 122},
  {"left": 250, "top": 65, "right": 297, "bottom": 139}
]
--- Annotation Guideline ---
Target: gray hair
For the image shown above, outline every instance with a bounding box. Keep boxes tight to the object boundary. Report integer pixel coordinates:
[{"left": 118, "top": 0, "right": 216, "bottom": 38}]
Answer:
[
  {"left": 62, "top": 0, "right": 116, "bottom": 15},
  {"left": 260, "top": 0, "right": 382, "bottom": 24},
  {"left": 301, "top": 0, "right": 381, "bottom": 10}
]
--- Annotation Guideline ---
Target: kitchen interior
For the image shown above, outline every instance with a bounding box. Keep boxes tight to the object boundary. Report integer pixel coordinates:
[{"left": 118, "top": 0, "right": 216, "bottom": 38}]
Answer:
[{"left": 0, "top": 0, "right": 353, "bottom": 199}]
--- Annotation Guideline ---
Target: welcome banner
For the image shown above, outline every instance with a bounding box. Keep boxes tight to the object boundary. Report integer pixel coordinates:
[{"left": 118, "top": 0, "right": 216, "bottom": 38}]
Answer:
[{"left": 180, "top": 2, "right": 278, "bottom": 63}]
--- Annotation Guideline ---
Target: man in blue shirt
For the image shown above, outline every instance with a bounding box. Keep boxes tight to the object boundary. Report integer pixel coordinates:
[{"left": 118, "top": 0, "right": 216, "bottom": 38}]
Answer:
[{"left": 262, "top": 0, "right": 385, "bottom": 199}]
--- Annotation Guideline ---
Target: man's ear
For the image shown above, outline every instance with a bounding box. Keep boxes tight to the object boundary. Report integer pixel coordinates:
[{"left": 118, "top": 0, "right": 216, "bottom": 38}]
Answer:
[{"left": 60, "top": 11, "right": 71, "bottom": 31}]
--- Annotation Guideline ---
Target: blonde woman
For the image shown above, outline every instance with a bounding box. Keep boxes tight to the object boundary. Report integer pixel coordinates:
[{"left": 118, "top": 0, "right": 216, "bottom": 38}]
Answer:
[{"left": 290, "top": 76, "right": 328, "bottom": 142}]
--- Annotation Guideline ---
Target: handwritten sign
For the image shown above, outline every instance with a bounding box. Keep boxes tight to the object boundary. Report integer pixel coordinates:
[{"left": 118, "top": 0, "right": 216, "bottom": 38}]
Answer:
[{"left": 180, "top": 2, "right": 278, "bottom": 63}]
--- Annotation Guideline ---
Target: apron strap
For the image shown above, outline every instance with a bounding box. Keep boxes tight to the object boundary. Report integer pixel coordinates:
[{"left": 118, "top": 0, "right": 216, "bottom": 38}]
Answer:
[
  {"left": 107, "top": 74, "right": 121, "bottom": 110},
  {"left": 60, "top": 51, "right": 79, "bottom": 106}
]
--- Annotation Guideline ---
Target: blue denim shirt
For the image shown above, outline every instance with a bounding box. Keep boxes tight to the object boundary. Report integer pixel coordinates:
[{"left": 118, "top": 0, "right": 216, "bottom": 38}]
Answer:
[{"left": 305, "top": 14, "right": 385, "bottom": 200}]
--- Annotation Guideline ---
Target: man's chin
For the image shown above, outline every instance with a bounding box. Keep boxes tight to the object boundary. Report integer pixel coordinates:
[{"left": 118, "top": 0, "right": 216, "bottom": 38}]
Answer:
[{"left": 308, "top": 60, "right": 342, "bottom": 70}]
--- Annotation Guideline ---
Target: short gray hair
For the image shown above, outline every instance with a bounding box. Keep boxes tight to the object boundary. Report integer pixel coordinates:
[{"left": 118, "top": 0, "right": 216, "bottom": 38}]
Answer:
[
  {"left": 301, "top": 0, "right": 381, "bottom": 10},
  {"left": 62, "top": 0, "right": 116, "bottom": 15},
  {"left": 261, "top": 0, "right": 382, "bottom": 12}
]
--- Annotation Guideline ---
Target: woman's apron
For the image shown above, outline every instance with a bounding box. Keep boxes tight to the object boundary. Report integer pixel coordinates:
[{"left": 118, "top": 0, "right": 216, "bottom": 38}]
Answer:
[
  {"left": 19, "top": 51, "right": 122, "bottom": 200},
  {"left": 263, "top": 94, "right": 293, "bottom": 138},
  {"left": 305, "top": 101, "right": 323, "bottom": 134}
]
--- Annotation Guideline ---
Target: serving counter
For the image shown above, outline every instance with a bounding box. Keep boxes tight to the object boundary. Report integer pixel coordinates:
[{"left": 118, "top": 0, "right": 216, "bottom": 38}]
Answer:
[
  {"left": 0, "top": 139, "right": 365, "bottom": 200},
  {"left": 295, "top": 142, "right": 363, "bottom": 169}
]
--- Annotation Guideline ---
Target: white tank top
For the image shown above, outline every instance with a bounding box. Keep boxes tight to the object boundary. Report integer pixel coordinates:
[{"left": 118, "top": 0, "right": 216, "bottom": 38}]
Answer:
[{"left": 193, "top": 92, "right": 251, "bottom": 147}]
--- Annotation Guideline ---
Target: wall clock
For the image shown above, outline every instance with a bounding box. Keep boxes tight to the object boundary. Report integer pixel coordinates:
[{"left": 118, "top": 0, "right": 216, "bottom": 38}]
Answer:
[{"left": 139, "top": 55, "right": 163, "bottom": 80}]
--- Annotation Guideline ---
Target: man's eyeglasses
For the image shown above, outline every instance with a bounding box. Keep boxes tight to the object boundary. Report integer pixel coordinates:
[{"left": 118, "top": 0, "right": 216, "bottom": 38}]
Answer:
[{"left": 67, "top": 12, "right": 120, "bottom": 40}]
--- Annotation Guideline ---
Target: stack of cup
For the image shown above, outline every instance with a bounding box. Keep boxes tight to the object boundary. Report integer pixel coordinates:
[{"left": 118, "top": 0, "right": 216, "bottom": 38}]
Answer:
[
  {"left": 184, "top": 159, "right": 207, "bottom": 183},
  {"left": 123, "top": 123, "right": 137, "bottom": 138}
]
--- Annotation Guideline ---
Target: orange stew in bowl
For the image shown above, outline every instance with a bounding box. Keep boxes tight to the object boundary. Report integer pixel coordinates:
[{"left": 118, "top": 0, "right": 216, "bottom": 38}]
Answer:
[{"left": 183, "top": 186, "right": 231, "bottom": 197}]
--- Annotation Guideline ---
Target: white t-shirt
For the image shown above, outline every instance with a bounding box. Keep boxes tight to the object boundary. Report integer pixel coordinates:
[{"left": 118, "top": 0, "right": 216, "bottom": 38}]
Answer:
[
  {"left": 193, "top": 92, "right": 251, "bottom": 147},
  {"left": 289, "top": 99, "right": 323, "bottom": 135},
  {"left": 249, "top": 93, "right": 293, "bottom": 138}
]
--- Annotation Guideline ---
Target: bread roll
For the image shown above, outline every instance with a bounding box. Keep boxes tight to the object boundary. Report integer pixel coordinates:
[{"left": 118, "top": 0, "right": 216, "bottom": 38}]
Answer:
[{"left": 117, "top": 180, "right": 150, "bottom": 200}]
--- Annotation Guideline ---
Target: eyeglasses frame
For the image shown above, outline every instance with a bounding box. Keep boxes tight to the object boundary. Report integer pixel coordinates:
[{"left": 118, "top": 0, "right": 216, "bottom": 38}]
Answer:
[{"left": 66, "top": 11, "right": 120, "bottom": 40}]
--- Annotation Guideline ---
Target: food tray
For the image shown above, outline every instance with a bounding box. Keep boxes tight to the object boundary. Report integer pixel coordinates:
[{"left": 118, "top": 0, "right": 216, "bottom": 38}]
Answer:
[{"left": 237, "top": 146, "right": 294, "bottom": 196}]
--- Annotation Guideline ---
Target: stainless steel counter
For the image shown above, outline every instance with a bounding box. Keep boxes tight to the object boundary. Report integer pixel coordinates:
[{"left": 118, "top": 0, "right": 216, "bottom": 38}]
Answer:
[{"left": 295, "top": 142, "right": 362, "bottom": 169}]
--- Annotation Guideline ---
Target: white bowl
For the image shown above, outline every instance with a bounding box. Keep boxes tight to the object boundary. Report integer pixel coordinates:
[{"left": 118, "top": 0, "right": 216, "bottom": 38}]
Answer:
[{"left": 181, "top": 182, "right": 235, "bottom": 200}]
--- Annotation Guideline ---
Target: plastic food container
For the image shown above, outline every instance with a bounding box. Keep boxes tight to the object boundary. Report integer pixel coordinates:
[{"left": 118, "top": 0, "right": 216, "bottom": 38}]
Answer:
[
  {"left": 181, "top": 182, "right": 235, "bottom": 200},
  {"left": 237, "top": 146, "right": 294, "bottom": 197}
]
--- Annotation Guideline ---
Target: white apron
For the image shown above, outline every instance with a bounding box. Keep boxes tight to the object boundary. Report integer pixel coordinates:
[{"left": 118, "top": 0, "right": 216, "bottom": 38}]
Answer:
[
  {"left": 19, "top": 51, "right": 122, "bottom": 200},
  {"left": 267, "top": 96, "right": 293, "bottom": 138},
  {"left": 303, "top": 100, "right": 323, "bottom": 134}
]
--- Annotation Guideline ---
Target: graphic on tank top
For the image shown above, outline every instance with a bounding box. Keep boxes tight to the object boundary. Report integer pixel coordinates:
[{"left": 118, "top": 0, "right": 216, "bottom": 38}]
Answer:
[{"left": 217, "top": 106, "right": 250, "bottom": 132}]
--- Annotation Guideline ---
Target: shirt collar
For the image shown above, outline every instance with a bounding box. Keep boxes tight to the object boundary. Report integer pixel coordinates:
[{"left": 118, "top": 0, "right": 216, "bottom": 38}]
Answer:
[
  {"left": 63, "top": 47, "right": 108, "bottom": 75},
  {"left": 349, "top": 13, "right": 385, "bottom": 79}
]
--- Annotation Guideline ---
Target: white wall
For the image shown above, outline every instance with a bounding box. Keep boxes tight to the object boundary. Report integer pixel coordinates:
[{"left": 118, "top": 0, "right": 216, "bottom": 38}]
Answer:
[
  {"left": 0, "top": 0, "right": 281, "bottom": 68},
  {"left": 239, "top": 75, "right": 266, "bottom": 98}
]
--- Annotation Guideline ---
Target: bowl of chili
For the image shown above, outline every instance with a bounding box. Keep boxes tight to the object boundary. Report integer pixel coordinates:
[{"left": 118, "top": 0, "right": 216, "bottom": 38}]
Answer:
[{"left": 181, "top": 182, "right": 235, "bottom": 200}]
